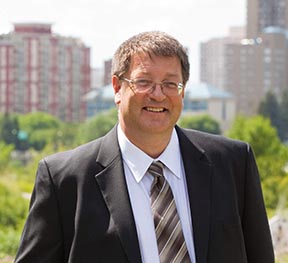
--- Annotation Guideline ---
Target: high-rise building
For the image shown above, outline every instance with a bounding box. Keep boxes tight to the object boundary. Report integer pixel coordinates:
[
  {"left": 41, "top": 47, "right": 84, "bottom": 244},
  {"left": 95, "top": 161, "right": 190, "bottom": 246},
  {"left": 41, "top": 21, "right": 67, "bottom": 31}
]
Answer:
[
  {"left": 200, "top": 27, "right": 245, "bottom": 93},
  {"left": 103, "top": 59, "right": 112, "bottom": 86},
  {"left": 0, "top": 23, "right": 91, "bottom": 122},
  {"left": 247, "top": 0, "right": 288, "bottom": 38},
  {"left": 200, "top": 1, "right": 288, "bottom": 116}
]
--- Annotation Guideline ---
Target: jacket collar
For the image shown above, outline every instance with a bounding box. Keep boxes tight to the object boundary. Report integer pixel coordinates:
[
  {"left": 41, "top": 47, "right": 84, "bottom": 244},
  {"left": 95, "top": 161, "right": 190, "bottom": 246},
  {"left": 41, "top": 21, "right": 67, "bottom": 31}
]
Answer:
[
  {"left": 176, "top": 126, "right": 212, "bottom": 263},
  {"left": 94, "top": 125, "right": 142, "bottom": 263}
]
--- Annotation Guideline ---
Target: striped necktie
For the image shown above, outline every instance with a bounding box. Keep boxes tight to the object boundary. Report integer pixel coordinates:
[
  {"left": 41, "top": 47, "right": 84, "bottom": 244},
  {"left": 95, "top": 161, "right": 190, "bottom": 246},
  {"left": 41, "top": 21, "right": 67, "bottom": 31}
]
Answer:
[{"left": 148, "top": 161, "right": 191, "bottom": 263}]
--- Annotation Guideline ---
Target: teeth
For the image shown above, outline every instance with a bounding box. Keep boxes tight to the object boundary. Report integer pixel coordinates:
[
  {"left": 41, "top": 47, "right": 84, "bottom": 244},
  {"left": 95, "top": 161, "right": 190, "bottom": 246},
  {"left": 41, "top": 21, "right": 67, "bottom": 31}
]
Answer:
[{"left": 146, "top": 107, "right": 164, "bottom": 112}]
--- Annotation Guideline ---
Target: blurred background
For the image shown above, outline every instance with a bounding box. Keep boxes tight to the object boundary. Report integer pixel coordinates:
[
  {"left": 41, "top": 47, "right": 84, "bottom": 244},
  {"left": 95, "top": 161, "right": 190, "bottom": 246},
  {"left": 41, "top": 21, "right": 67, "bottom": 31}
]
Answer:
[{"left": 0, "top": 0, "right": 288, "bottom": 262}]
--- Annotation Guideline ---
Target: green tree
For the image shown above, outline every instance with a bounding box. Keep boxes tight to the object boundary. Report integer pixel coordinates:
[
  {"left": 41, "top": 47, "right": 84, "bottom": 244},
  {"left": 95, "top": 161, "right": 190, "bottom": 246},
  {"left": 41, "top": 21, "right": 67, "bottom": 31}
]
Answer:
[
  {"left": 0, "top": 181, "right": 28, "bottom": 257},
  {"left": 178, "top": 114, "right": 221, "bottom": 134},
  {"left": 226, "top": 115, "right": 288, "bottom": 209},
  {"left": 227, "top": 115, "right": 281, "bottom": 157},
  {"left": 258, "top": 90, "right": 288, "bottom": 142},
  {"left": 0, "top": 113, "right": 3, "bottom": 138},
  {"left": 0, "top": 182, "right": 27, "bottom": 228},
  {"left": 58, "top": 123, "right": 80, "bottom": 148},
  {"left": 19, "top": 112, "right": 61, "bottom": 132},
  {"left": 77, "top": 109, "right": 118, "bottom": 143},
  {"left": 279, "top": 89, "right": 288, "bottom": 142},
  {"left": 0, "top": 113, "right": 19, "bottom": 147},
  {"left": 0, "top": 142, "right": 14, "bottom": 172},
  {"left": 258, "top": 91, "right": 281, "bottom": 126},
  {"left": 18, "top": 112, "right": 62, "bottom": 151}
]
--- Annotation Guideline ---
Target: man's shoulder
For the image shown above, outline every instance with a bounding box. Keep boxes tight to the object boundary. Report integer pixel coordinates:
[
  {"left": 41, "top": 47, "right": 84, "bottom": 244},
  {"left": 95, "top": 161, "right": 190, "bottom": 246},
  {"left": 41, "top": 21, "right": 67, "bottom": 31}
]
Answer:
[
  {"left": 45, "top": 137, "right": 102, "bottom": 163},
  {"left": 177, "top": 126, "right": 249, "bottom": 153},
  {"left": 177, "top": 127, "right": 252, "bottom": 167},
  {"left": 42, "top": 126, "right": 119, "bottom": 173}
]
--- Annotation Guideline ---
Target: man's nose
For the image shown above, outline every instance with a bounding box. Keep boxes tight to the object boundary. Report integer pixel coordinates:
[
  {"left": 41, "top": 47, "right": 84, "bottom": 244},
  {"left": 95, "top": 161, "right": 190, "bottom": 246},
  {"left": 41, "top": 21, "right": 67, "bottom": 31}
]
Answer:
[{"left": 150, "top": 83, "right": 166, "bottom": 98}]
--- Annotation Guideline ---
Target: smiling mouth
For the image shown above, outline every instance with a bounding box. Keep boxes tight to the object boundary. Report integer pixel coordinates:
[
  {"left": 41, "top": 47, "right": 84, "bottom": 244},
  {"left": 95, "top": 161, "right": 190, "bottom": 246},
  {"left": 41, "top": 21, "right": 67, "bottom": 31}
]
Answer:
[{"left": 145, "top": 107, "right": 166, "bottom": 112}]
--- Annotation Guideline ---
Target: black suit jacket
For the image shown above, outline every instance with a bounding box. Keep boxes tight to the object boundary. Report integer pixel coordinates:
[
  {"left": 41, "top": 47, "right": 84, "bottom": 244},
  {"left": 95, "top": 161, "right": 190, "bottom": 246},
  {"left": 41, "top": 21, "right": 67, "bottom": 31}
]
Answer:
[{"left": 15, "top": 125, "right": 274, "bottom": 263}]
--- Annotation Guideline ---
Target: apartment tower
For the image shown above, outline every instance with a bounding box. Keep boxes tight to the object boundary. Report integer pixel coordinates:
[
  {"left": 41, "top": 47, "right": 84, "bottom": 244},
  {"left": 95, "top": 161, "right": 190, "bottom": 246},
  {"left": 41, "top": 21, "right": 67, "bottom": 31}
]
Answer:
[
  {"left": 247, "top": 0, "right": 288, "bottom": 37},
  {"left": 0, "top": 23, "right": 91, "bottom": 122}
]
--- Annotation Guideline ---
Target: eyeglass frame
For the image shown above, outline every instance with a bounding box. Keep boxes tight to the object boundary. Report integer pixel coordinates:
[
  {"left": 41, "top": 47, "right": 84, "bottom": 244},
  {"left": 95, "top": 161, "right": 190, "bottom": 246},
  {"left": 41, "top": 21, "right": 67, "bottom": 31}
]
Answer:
[{"left": 119, "top": 77, "right": 184, "bottom": 96}]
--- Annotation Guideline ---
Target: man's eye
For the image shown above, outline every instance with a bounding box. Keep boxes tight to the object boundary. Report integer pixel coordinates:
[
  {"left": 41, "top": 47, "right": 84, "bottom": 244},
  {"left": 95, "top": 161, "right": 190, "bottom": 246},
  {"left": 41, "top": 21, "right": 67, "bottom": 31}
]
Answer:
[
  {"left": 135, "top": 79, "right": 152, "bottom": 86},
  {"left": 163, "top": 82, "right": 177, "bottom": 89}
]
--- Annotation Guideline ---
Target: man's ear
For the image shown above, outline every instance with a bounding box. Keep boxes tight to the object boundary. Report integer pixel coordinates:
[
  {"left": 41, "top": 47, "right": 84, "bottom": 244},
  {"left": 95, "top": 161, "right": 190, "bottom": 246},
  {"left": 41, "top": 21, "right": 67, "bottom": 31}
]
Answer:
[
  {"left": 181, "top": 85, "right": 185, "bottom": 99},
  {"left": 112, "top": 75, "right": 121, "bottom": 105}
]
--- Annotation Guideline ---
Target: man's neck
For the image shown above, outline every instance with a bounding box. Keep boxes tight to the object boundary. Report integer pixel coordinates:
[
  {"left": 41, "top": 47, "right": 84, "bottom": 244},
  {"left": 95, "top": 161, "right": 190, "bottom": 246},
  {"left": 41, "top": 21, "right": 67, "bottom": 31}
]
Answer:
[{"left": 119, "top": 126, "right": 173, "bottom": 159}]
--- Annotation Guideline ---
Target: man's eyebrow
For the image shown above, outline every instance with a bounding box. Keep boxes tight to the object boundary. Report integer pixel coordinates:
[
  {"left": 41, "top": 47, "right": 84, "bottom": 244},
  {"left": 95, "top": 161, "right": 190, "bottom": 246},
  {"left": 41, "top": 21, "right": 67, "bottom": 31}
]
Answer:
[{"left": 135, "top": 72, "right": 179, "bottom": 78}]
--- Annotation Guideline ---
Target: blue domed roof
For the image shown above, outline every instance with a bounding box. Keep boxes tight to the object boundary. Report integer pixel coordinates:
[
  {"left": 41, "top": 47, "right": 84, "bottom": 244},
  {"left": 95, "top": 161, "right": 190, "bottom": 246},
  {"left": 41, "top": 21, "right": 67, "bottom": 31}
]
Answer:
[{"left": 185, "top": 82, "right": 233, "bottom": 99}]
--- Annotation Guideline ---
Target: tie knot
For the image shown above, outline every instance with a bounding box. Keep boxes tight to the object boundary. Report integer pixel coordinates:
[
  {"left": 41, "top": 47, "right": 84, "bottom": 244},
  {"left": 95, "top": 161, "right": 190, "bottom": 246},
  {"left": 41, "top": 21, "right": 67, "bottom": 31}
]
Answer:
[
  {"left": 148, "top": 161, "right": 164, "bottom": 178},
  {"left": 148, "top": 161, "right": 165, "bottom": 193}
]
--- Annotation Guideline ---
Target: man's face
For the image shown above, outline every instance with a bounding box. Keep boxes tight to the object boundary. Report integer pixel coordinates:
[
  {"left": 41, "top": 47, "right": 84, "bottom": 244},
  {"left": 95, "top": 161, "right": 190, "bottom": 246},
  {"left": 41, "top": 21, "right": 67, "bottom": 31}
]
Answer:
[{"left": 113, "top": 52, "right": 184, "bottom": 141}]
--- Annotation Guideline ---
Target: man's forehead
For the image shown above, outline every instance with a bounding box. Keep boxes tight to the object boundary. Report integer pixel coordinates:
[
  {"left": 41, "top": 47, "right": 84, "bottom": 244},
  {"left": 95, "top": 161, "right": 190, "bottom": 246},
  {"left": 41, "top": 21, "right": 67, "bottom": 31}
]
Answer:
[
  {"left": 127, "top": 53, "right": 182, "bottom": 79},
  {"left": 129, "top": 52, "right": 179, "bottom": 68}
]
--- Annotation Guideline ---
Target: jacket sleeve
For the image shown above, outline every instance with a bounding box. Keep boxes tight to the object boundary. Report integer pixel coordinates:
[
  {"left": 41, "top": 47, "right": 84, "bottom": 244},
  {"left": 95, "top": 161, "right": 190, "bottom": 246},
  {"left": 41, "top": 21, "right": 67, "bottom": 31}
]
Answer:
[
  {"left": 14, "top": 159, "right": 64, "bottom": 263},
  {"left": 242, "top": 144, "right": 275, "bottom": 263}
]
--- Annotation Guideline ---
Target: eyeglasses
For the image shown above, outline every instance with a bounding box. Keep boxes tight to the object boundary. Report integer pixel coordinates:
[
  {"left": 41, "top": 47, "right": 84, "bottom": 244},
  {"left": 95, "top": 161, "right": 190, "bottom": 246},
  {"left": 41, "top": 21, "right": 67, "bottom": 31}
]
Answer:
[{"left": 120, "top": 77, "right": 184, "bottom": 96}]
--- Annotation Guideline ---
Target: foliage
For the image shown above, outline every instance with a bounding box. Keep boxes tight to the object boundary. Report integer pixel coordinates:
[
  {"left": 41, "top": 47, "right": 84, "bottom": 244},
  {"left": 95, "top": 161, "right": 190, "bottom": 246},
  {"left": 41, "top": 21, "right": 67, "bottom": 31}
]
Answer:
[
  {"left": 226, "top": 115, "right": 288, "bottom": 209},
  {"left": 0, "top": 143, "right": 14, "bottom": 172},
  {"left": 18, "top": 112, "right": 61, "bottom": 132},
  {"left": 58, "top": 123, "right": 80, "bottom": 148},
  {"left": 0, "top": 112, "right": 70, "bottom": 152},
  {"left": 18, "top": 112, "right": 62, "bottom": 151},
  {"left": 227, "top": 115, "right": 282, "bottom": 157},
  {"left": 0, "top": 112, "right": 80, "bottom": 152},
  {"left": 276, "top": 253, "right": 288, "bottom": 263},
  {"left": 77, "top": 108, "right": 118, "bottom": 144},
  {"left": 0, "top": 113, "right": 25, "bottom": 151},
  {"left": 0, "top": 179, "right": 28, "bottom": 258},
  {"left": 178, "top": 114, "right": 221, "bottom": 134},
  {"left": 0, "top": 227, "right": 23, "bottom": 258},
  {"left": 279, "top": 89, "right": 288, "bottom": 142},
  {"left": 258, "top": 90, "right": 288, "bottom": 142},
  {"left": 0, "top": 181, "right": 28, "bottom": 228},
  {"left": 0, "top": 113, "right": 18, "bottom": 145}
]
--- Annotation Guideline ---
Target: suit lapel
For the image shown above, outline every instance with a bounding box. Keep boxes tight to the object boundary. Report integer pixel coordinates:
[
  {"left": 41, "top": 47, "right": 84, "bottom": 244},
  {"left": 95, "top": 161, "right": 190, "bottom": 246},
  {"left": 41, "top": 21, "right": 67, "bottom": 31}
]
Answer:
[
  {"left": 94, "top": 126, "right": 142, "bottom": 263},
  {"left": 177, "top": 127, "right": 212, "bottom": 263}
]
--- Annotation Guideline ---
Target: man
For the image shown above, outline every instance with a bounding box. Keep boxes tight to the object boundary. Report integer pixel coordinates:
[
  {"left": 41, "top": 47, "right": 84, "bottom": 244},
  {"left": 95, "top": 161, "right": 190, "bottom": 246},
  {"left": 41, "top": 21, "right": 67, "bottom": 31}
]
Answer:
[{"left": 15, "top": 31, "right": 274, "bottom": 263}]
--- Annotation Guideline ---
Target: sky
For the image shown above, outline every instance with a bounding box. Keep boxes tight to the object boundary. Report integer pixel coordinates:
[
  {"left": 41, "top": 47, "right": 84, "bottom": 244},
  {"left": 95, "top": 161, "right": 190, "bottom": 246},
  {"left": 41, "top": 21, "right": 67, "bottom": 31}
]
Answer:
[{"left": 1, "top": 0, "right": 245, "bottom": 82}]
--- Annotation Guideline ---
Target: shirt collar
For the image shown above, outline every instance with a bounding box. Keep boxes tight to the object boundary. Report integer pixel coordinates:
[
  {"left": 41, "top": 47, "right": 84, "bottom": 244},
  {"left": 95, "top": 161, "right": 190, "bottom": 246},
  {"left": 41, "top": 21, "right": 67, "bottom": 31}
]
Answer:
[
  {"left": 157, "top": 129, "right": 182, "bottom": 179},
  {"left": 118, "top": 125, "right": 153, "bottom": 183},
  {"left": 117, "top": 125, "right": 182, "bottom": 183}
]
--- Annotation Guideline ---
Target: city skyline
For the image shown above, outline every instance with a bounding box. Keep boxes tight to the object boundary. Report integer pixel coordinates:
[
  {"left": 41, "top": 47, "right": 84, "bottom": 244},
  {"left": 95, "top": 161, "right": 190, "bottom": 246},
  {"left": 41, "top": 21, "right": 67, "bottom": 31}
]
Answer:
[
  {"left": 1, "top": 0, "right": 245, "bottom": 82},
  {"left": 200, "top": 0, "right": 288, "bottom": 116}
]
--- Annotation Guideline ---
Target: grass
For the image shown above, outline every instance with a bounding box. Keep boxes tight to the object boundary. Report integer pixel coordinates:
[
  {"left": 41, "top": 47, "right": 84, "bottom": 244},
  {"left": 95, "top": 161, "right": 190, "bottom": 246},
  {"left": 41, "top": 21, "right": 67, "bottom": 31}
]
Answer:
[
  {"left": 276, "top": 253, "right": 288, "bottom": 263},
  {"left": 0, "top": 255, "right": 14, "bottom": 263}
]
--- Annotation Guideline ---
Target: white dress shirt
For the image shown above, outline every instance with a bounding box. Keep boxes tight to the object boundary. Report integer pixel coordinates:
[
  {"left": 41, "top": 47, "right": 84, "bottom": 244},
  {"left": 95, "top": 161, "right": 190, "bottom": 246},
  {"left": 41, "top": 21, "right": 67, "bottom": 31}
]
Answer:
[{"left": 117, "top": 125, "right": 196, "bottom": 263}]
